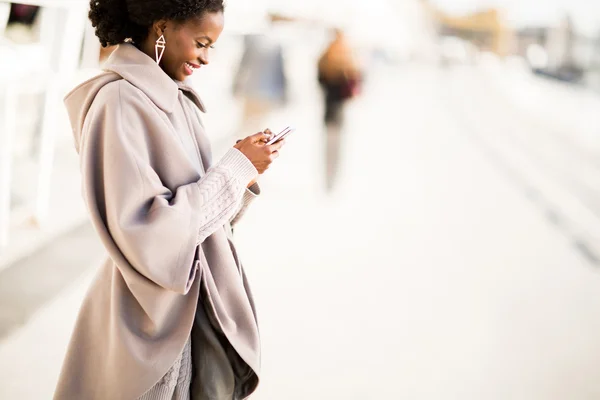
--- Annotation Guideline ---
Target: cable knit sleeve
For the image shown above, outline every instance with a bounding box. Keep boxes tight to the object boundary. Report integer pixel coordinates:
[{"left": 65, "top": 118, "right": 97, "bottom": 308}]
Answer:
[
  {"left": 80, "top": 82, "right": 257, "bottom": 294},
  {"left": 194, "top": 149, "right": 258, "bottom": 244},
  {"left": 230, "top": 183, "right": 260, "bottom": 227}
]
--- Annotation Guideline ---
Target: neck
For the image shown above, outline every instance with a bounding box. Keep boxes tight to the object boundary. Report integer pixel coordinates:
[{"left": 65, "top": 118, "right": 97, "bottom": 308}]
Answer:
[{"left": 137, "top": 37, "right": 157, "bottom": 64}]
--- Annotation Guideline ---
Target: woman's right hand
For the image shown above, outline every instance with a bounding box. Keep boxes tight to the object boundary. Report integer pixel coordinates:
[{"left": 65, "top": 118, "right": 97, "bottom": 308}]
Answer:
[{"left": 234, "top": 132, "right": 285, "bottom": 175}]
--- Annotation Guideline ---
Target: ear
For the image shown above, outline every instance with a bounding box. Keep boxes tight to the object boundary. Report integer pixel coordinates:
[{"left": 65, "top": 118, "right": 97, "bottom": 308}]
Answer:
[{"left": 152, "top": 19, "right": 169, "bottom": 38}]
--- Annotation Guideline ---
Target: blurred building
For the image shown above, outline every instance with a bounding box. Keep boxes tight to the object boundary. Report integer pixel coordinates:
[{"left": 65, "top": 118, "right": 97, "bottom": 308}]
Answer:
[
  {"left": 426, "top": 4, "right": 511, "bottom": 56},
  {"left": 513, "top": 15, "right": 599, "bottom": 83}
]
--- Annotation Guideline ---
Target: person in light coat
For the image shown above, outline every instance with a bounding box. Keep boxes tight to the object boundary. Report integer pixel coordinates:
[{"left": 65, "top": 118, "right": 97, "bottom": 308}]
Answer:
[{"left": 53, "top": 0, "right": 285, "bottom": 398}]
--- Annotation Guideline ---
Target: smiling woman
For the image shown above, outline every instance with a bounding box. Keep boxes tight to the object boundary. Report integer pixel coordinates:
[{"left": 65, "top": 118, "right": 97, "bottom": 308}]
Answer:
[
  {"left": 90, "top": 0, "right": 225, "bottom": 81},
  {"left": 51, "top": 0, "right": 287, "bottom": 399}
]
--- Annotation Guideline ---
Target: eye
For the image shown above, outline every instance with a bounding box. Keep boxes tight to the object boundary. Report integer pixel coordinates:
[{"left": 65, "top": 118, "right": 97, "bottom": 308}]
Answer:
[{"left": 196, "top": 42, "right": 215, "bottom": 49}]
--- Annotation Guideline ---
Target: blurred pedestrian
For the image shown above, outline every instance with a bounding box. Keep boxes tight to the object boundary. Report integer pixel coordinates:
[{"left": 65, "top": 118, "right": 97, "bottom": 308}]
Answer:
[
  {"left": 53, "top": 0, "right": 286, "bottom": 399},
  {"left": 318, "top": 28, "right": 362, "bottom": 190},
  {"left": 232, "top": 15, "right": 288, "bottom": 133},
  {"left": 318, "top": 28, "right": 362, "bottom": 130}
]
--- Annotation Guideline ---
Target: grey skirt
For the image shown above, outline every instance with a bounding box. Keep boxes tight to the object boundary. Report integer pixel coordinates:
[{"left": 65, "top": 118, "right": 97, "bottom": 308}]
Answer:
[{"left": 137, "top": 290, "right": 256, "bottom": 400}]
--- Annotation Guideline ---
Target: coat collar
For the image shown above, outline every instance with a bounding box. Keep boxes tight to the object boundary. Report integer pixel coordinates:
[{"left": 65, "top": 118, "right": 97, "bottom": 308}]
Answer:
[{"left": 103, "top": 43, "right": 206, "bottom": 114}]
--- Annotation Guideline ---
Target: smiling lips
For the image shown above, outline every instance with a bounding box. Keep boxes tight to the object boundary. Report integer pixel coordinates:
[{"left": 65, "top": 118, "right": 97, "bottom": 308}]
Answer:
[
  {"left": 186, "top": 62, "right": 200, "bottom": 70},
  {"left": 184, "top": 62, "right": 201, "bottom": 75}
]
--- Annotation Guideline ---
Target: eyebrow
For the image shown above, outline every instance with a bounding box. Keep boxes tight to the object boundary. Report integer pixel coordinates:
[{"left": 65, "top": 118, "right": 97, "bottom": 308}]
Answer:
[{"left": 197, "top": 35, "right": 214, "bottom": 44}]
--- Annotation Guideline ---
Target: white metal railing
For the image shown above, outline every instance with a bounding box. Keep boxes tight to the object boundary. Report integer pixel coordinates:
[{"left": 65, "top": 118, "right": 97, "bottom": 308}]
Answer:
[{"left": 0, "top": 0, "right": 99, "bottom": 248}]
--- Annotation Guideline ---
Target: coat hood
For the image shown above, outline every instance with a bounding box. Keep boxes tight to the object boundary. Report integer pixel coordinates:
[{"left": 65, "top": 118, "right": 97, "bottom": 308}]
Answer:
[{"left": 64, "top": 43, "right": 205, "bottom": 153}]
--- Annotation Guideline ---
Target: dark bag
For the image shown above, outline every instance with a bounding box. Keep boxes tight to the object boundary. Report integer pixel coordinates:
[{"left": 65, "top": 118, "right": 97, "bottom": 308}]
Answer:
[
  {"left": 319, "top": 74, "right": 361, "bottom": 101},
  {"left": 339, "top": 76, "right": 361, "bottom": 99}
]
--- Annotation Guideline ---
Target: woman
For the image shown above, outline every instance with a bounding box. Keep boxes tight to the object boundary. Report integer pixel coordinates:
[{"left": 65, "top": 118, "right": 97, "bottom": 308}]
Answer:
[{"left": 54, "top": 0, "right": 285, "bottom": 399}]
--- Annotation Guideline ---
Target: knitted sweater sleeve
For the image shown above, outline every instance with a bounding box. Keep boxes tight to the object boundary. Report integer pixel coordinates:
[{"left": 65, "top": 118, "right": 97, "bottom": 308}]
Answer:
[
  {"left": 230, "top": 183, "right": 261, "bottom": 228},
  {"left": 81, "top": 83, "right": 257, "bottom": 294},
  {"left": 194, "top": 148, "right": 258, "bottom": 244}
]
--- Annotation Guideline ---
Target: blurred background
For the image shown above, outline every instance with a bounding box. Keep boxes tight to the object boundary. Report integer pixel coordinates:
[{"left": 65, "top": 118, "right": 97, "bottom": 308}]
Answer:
[{"left": 1, "top": 0, "right": 600, "bottom": 398}]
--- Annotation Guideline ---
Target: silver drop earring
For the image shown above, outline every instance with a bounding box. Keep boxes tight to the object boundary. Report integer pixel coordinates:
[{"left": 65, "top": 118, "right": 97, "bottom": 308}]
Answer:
[{"left": 155, "top": 34, "right": 166, "bottom": 64}]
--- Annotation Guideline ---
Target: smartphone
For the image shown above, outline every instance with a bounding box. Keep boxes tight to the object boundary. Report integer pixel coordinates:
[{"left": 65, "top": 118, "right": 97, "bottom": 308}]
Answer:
[{"left": 266, "top": 126, "right": 295, "bottom": 145}]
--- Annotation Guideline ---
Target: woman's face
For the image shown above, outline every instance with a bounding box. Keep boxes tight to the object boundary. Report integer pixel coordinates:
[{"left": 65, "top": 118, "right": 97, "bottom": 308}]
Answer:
[{"left": 153, "top": 11, "right": 224, "bottom": 81}]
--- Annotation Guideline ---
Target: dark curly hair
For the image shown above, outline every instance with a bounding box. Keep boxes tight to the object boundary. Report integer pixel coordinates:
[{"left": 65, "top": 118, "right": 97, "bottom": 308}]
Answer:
[{"left": 89, "top": 0, "right": 225, "bottom": 47}]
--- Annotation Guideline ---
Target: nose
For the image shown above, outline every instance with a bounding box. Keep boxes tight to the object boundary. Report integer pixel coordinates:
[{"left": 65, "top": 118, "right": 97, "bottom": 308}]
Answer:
[{"left": 199, "top": 50, "right": 209, "bottom": 66}]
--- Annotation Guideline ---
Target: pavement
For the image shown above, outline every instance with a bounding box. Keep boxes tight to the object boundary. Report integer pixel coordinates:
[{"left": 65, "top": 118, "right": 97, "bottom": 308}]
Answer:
[
  {"left": 2, "top": 51, "right": 600, "bottom": 400},
  {"left": 245, "top": 62, "right": 600, "bottom": 400}
]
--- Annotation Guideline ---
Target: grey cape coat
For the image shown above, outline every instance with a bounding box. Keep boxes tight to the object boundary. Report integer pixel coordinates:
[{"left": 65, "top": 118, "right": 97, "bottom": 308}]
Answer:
[{"left": 53, "top": 43, "right": 261, "bottom": 400}]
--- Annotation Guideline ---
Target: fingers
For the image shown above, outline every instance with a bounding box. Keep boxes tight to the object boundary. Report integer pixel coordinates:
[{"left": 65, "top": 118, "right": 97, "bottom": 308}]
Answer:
[
  {"left": 240, "top": 128, "right": 286, "bottom": 174},
  {"left": 259, "top": 128, "right": 273, "bottom": 144},
  {"left": 250, "top": 131, "right": 269, "bottom": 142},
  {"left": 246, "top": 129, "right": 277, "bottom": 145},
  {"left": 268, "top": 139, "right": 286, "bottom": 152}
]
